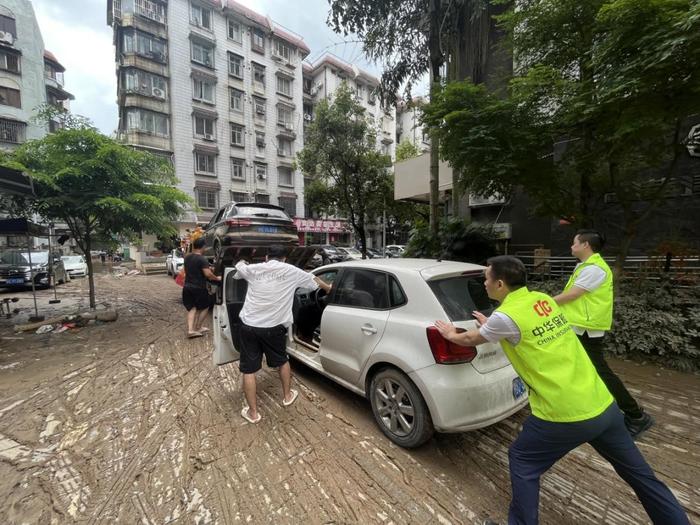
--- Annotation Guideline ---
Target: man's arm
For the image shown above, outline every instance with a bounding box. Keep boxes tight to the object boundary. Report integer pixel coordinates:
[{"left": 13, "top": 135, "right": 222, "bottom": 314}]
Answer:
[
  {"left": 202, "top": 267, "right": 222, "bottom": 282},
  {"left": 314, "top": 276, "right": 332, "bottom": 293},
  {"left": 553, "top": 286, "right": 587, "bottom": 305},
  {"left": 434, "top": 320, "right": 489, "bottom": 346}
]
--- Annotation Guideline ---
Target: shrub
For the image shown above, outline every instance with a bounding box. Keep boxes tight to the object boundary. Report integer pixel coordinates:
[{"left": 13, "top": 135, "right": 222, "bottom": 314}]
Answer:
[{"left": 404, "top": 218, "right": 498, "bottom": 265}]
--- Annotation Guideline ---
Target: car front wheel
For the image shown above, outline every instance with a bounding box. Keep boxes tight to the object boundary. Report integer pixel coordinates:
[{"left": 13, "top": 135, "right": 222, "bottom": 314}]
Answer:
[{"left": 369, "top": 368, "right": 433, "bottom": 448}]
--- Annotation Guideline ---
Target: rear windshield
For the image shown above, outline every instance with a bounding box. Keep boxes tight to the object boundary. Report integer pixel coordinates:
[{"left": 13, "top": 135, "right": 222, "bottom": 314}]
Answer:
[
  {"left": 428, "top": 274, "right": 496, "bottom": 321},
  {"left": 234, "top": 206, "right": 290, "bottom": 220},
  {"left": 63, "top": 256, "right": 84, "bottom": 264}
]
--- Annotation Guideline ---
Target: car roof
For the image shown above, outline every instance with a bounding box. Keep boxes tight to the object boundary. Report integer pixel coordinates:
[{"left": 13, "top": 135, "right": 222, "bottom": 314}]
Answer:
[
  {"left": 316, "top": 257, "right": 485, "bottom": 279},
  {"left": 233, "top": 202, "right": 284, "bottom": 210}
]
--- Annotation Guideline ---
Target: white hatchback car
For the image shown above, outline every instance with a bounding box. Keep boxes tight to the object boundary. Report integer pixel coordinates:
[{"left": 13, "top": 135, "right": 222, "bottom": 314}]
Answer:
[
  {"left": 61, "top": 255, "right": 88, "bottom": 277},
  {"left": 213, "top": 258, "right": 527, "bottom": 448},
  {"left": 166, "top": 249, "right": 185, "bottom": 278}
]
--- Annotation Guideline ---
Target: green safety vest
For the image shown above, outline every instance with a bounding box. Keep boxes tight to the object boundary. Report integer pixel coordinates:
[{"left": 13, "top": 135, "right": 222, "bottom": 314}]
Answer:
[
  {"left": 496, "top": 287, "right": 613, "bottom": 422},
  {"left": 561, "top": 253, "right": 614, "bottom": 331}
]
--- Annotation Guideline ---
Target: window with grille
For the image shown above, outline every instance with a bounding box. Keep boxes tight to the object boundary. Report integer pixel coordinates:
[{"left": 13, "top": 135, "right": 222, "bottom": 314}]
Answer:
[
  {"left": 135, "top": 0, "right": 166, "bottom": 24},
  {"left": 278, "top": 196, "right": 296, "bottom": 217},
  {"left": 277, "top": 138, "right": 292, "bottom": 157},
  {"left": 251, "top": 28, "right": 265, "bottom": 52},
  {"left": 193, "top": 77, "right": 214, "bottom": 103},
  {"left": 252, "top": 63, "right": 265, "bottom": 87},
  {"left": 0, "top": 15, "right": 17, "bottom": 38},
  {"left": 228, "top": 52, "right": 243, "bottom": 78},
  {"left": 255, "top": 132, "right": 265, "bottom": 156},
  {"left": 195, "top": 152, "right": 215, "bottom": 174},
  {"left": 126, "top": 109, "right": 169, "bottom": 136},
  {"left": 191, "top": 41, "right": 214, "bottom": 67},
  {"left": 230, "top": 123, "right": 244, "bottom": 146},
  {"left": 190, "top": 3, "right": 212, "bottom": 29},
  {"left": 122, "top": 30, "right": 167, "bottom": 61},
  {"left": 255, "top": 193, "right": 270, "bottom": 204},
  {"left": 231, "top": 191, "right": 248, "bottom": 203},
  {"left": 0, "top": 86, "right": 21, "bottom": 108},
  {"left": 228, "top": 19, "right": 242, "bottom": 42},
  {"left": 255, "top": 164, "right": 267, "bottom": 180},
  {"left": 196, "top": 188, "right": 218, "bottom": 209},
  {"left": 229, "top": 88, "right": 243, "bottom": 112},
  {"left": 0, "top": 51, "right": 19, "bottom": 74},
  {"left": 0, "top": 118, "right": 25, "bottom": 144},
  {"left": 277, "top": 106, "right": 293, "bottom": 127},
  {"left": 253, "top": 96, "right": 266, "bottom": 116},
  {"left": 278, "top": 167, "right": 293, "bottom": 187},
  {"left": 194, "top": 115, "right": 214, "bottom": 137},
  {"left": 276, "top": 76, "right": 292, "bottom": 97},
  {"left": 123, "top": 69, "right": 166, "bottom": 97},
  {"left": 231, "top": 159, "right": 245, "bottom": 180}
]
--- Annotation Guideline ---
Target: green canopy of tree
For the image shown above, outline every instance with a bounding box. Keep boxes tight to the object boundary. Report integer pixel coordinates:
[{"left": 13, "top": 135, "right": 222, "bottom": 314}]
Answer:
[
  {"left": 423, "top": 0, "right": 700, "bottom": 271},
  {"left": 6, "top": 119, "right": 191, "bottom": 308},
  {"left": 395, "top": 139, "right": 422, "bottom": 162},
  {"left": 297, "top": 84, "right": 392, "bottom": 256}
]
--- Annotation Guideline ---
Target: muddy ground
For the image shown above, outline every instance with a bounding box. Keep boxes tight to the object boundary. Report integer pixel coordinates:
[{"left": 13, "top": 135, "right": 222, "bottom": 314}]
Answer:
[{"left": 0, "top": 271, "right": 698, "bottom": 524}]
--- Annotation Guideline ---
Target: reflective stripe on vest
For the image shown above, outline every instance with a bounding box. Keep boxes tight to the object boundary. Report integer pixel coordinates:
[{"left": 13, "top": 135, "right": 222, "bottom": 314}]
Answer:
[
  {"left": 496, "top": 287, "right": 613, "bottom": 422},
  {"left": 561, "top": 253, "right": 613, "bottom": 331}
]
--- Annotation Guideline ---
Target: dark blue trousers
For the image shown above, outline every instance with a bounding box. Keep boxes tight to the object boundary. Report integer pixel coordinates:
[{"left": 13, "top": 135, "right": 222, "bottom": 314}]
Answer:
[{"left": 508, "top": 402, "right": 689, "bottom": 525}]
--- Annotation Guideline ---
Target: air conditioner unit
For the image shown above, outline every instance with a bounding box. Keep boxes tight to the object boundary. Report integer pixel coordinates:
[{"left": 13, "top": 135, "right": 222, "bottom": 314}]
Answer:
[
  {"left": 255, "top": 108, "right": 265, "bottom": 115},
  {"left": 284, "top": 123, "right": 293, "bottom": 131},
  {"left": 152, "top": 87, "right": 165, "bottom": 99},
  {"left": 203, "top": 133, "right": 214, "bottom": 140},
  {"left": 0, "top": 31, "right": 14, "bottom": 45},
  {"left": 303, "top": 114, "right": 312, "bottom": 122},
  {"left": 257, "top": 173, "right": 266, "bottom": 180}
]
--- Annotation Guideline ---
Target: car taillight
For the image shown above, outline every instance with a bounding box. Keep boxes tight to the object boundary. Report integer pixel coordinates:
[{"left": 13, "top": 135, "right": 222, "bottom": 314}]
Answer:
[
  {"left": 426, "top": 326, "right": 478, "bottom": 364},
  {"left": 225, "top": 218, "right": 252, "bottom": 227}
]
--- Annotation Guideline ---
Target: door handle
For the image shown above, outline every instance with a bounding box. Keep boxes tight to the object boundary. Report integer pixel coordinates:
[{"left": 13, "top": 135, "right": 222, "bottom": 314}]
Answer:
[{"left": 361, "top": 324, "right": 377, "bottom": 335}]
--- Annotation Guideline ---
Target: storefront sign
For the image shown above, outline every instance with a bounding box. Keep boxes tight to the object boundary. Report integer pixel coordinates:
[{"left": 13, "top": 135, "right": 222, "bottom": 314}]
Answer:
[{"left": 294, "top": 218, "right": 349, "bottom": 233}]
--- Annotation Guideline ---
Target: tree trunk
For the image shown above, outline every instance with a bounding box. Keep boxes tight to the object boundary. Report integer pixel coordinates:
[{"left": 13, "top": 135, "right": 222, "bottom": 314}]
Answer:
[
  {"left": 84, "top": 233, "right": 96, "bottom": 309},
  {"left": 428, "top": 0, "right": 443, "bottom": 238}
]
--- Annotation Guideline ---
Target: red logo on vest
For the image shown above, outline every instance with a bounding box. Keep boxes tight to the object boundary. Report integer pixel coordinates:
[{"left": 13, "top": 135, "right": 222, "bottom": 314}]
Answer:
[{"left": 533, "top": 300, "right": 553, "bottom": 317}]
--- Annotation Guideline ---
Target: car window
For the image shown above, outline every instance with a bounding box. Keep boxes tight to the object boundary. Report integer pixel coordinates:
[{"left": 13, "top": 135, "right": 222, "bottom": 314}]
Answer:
[
  {"left": 428, "top": 273, "right": 496, "bottom": 321},
  {"left": 235, "top": 206, "right": 290, "bottom": 220},
  {"left": 389, "top": 276, "right": 407, "bottom": 307},
  {"left": 334, "top": 269, "right": 389, "bottom": 309},
  {"left": 315, "top": 269, "right": 338, "bottom": 285}
]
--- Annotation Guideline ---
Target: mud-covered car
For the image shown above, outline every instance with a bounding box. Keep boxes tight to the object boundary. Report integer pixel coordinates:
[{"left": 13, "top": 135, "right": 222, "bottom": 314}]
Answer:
[
  {"left": 166, "top": 249, "right": 184, "bottom": 277},
  {"left": 202, "top": 202, "right": 298, "bottom": 260},
  {"left": 213, "top": 255, "right": 527, "bottom": 448},
  {"left": 0, "top": 250, "right": 69, "bottom": 288}
]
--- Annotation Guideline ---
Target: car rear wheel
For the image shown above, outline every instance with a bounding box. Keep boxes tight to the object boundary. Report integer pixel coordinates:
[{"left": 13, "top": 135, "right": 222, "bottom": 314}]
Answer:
[{"left": 369, "top": 368, "right": 433, "bottom": 448}]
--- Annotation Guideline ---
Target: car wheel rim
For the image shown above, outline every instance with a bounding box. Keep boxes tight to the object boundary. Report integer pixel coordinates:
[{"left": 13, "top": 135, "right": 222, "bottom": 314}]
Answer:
[{"left": 374, "top": 378, "right": 415, "bottom": 437}]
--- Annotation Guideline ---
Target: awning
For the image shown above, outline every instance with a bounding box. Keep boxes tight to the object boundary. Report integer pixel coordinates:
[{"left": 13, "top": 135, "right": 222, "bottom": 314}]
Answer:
[
  {"left": 0, "top": 166, "right": 34, "bottom": 197},
  {"left": 0, "top": 218, "right": 48, "bottom": 237}
]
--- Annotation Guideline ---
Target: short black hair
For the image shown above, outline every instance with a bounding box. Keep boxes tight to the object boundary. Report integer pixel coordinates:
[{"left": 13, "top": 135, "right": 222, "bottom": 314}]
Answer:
[
  {"left": 192, "top": 237, "right": 206, "bottom": 250},
  {"left": 486, "top": 255, "right": 527, "bottom": 289},
  {"left": 576, "top": 229, "right": 605, "bottom": 252},
  {"left": 268, "top": 245, "right": 287, "bottom": 260}
]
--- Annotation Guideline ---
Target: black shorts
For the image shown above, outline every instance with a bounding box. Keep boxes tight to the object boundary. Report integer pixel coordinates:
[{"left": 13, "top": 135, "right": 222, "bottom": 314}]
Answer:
[
  {"left": 182, "top": 286, "right": 211, "bottom": 311},
  {"left": 239, "top": 323, "right": 288, "bottom": 374}
]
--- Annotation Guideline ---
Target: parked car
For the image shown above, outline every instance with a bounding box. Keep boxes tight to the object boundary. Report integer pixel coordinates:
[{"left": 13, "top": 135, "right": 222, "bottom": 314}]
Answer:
[
  {"left": 61, "top": 255, "right": 88, "bottom": 277},
  {"left": 385, "top": 245, "right": 406, "bottom": 258},
  {"left": 213, "top": 258, "right": 527, "bottom": 448},
  {"left": 336, "top": 247, "right": 363, "bottom": 260},
  {"left": 0, "top": 250, "right": 69, "bottom": 289},
  {"left": 366, "top": 248, "right": 384, "bottom": 259},
  {"left": 166, "top": 248, "right": 185, "bottom": 277},
  {"left": 202, "top": 202, "right": 298, "bottom": 260}
]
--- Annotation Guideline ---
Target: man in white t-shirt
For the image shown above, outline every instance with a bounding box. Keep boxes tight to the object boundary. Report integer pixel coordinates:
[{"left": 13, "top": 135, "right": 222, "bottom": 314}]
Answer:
[
  {"left": 233, "top": 245, "right": 331, "bottom": 424},
  {"left": 553, "top": 230, "right": 653, "bottom": 438}
]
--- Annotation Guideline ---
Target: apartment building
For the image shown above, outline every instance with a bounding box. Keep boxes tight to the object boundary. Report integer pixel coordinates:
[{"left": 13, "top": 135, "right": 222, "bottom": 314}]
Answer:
[
  {"left": 396, "top": 98, "right": 430, "bottom": 153},
  {"left": 300, "top": 54, "right": 396, "bottom": 246},
  {"left": 107, "top": 0, "right": 310, "bottom": 232},
  {"left": 0, "top": 0, "right": 73, "bottom": 150}
]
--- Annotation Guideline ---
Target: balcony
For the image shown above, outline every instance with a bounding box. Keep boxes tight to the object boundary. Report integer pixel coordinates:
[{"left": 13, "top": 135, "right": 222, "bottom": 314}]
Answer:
[
  {"left": 0, "top": 119, "right": 26, "bottom": 145},
  {"left": 135, "top": 0, "right": 167, "bottom": 25},
  {"left": 119, "top": 129, "right": 171, "bottom": 151}
]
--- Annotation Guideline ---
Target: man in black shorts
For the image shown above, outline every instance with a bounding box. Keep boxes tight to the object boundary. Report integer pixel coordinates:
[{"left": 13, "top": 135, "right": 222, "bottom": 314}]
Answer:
[
  {"left": 183, "top": 237, "right": 221, "bottom": 338},
  {"left": 234, "top": 245, "right": 331, "bottom": 423}
]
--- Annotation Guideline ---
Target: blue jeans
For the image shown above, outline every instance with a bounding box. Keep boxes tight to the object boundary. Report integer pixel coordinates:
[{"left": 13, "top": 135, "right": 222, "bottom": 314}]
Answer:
[{"left": 508, "top": 403, "right": 689, "bottom": 525}]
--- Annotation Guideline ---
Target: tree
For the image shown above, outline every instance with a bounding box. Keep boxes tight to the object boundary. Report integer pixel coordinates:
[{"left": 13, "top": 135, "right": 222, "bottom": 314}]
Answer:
[
  {"left": 297, "top": 84, "right": 392, "bottom": 257},
  {"left": 9, "top": 121, "right": 191, "bottom": 308},
  {"left": 423, "top": 0, "right": 700, "bottom": 274},
  {"left": 395, "top": 139, "right": 421, "bottom": 162}
]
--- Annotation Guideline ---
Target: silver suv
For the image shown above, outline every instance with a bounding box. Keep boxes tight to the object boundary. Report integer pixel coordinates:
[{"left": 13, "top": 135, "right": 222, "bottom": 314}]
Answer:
[{"left": 213, "top": 258, "right": 527, "bottom": 448}]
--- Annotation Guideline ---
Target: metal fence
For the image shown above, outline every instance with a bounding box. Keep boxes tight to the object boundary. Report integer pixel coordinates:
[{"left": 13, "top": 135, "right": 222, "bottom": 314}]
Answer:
[{"left": 516, "top": 254, "right": 700, "bottom": 283}]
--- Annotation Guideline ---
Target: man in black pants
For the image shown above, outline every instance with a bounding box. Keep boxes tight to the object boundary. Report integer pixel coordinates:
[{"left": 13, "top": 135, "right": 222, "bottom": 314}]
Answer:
[
  {"left": 182, "top": 237, "right": 221, "bottom": 338},
  {"left": 554, "top": 230, "right": 653, "bottom": 438},
  {"left": 233, "top": 245, "right": 331, "bottom": 424}
]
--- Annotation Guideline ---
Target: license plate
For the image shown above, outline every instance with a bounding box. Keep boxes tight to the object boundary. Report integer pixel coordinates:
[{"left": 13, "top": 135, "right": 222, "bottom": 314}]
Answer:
[
  {"left": 6, "top": 278, "right": 24, "bottom": 285},
  {"left": 512, "top": 377, "right": 526, "bottom": 399},
  {"left": 258, "top": 226, "right": 277, "bottom": 233}
]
